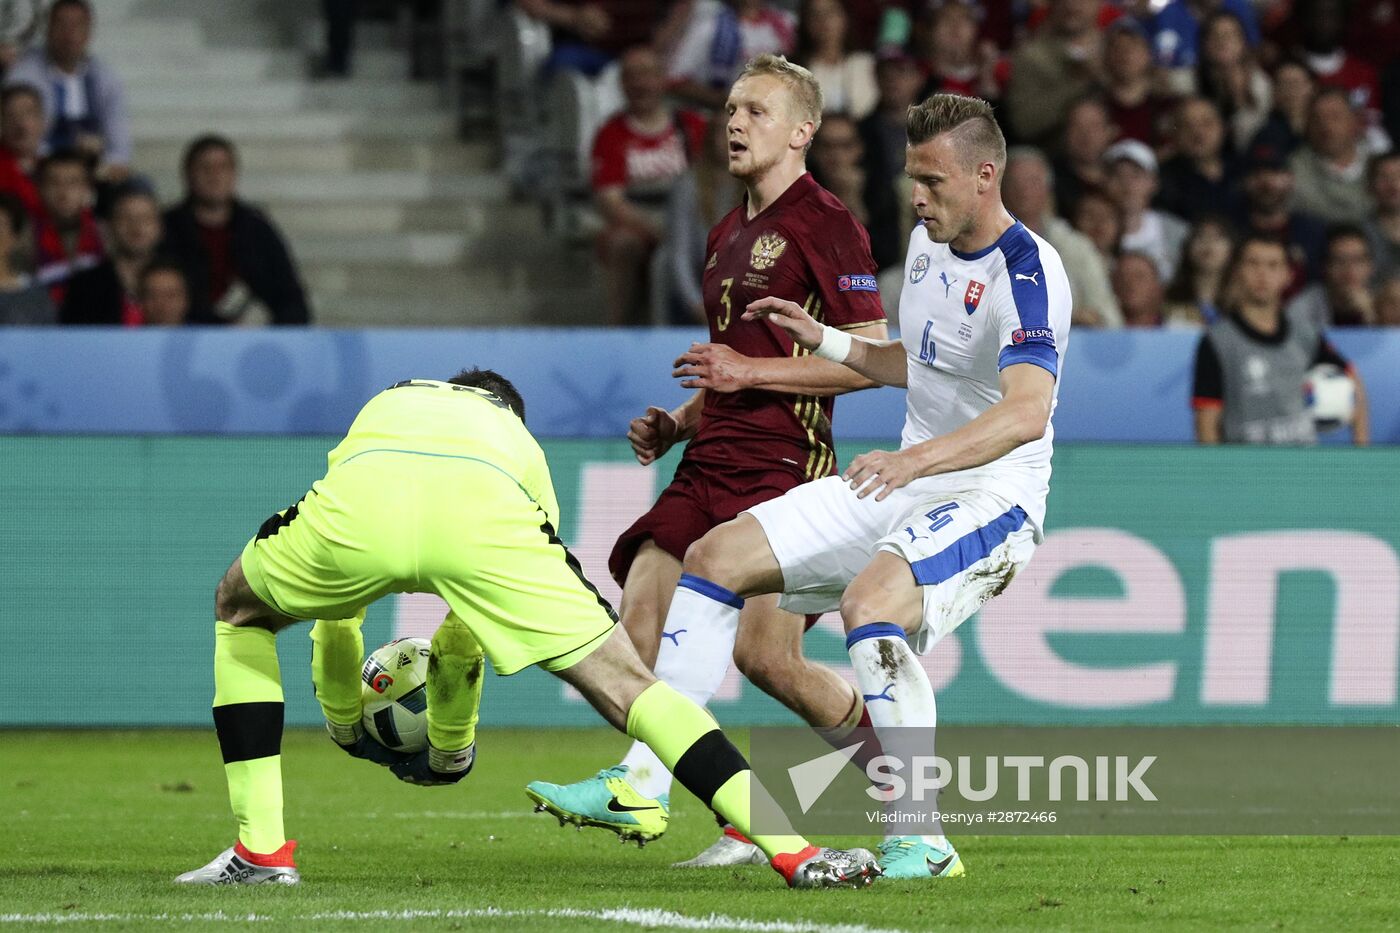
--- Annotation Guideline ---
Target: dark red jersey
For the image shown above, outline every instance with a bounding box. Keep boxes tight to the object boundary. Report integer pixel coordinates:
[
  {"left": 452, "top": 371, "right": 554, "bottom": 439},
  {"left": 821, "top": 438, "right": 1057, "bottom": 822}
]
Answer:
[{"left": 684, "top": 172, "right": 886, "bottom": 480}]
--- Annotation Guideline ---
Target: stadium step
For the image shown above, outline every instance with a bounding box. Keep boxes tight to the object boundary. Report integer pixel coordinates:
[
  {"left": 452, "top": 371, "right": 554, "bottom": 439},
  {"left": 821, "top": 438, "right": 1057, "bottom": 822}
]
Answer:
[
  {"left": 141, "top": 169, "right": 509, "bottom": 204},
  {"left": 109, "top": 0, "right": 601, "bottom": 327},
  {"left": 292, "top": 231, "right": 470, "bottom": 267},
  {"left": 133, "top": 138, "right": 494, "bottom": 178},
  {"left": 124, "top": 79, "right": 440, "bottom": 115},
  {"left": 109, "top": 47, "right": 408, "bottom": 82},
  {"left": 257, "top": 198, "right": 527, "bottom": 239},
  {"left": 129, "top": 110, "right": 459, "bottom": 144}
]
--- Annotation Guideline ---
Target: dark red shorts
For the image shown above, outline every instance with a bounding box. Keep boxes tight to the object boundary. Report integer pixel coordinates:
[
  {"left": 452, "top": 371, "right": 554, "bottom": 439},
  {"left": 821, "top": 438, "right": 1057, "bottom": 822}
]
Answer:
[{"left": 608, "top": 457, "right": 822, "bottom": 630}]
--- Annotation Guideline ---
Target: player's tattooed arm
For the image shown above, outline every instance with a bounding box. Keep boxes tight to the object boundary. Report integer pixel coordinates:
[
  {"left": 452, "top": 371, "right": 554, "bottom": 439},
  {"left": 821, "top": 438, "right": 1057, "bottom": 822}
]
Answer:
[
  {"left": 743, "top": 297, "right": 907, "bottom": 387},
  {"left": 672, "top": 324, "right": 887, "bottom": 396},
  {"left": 627, "top": 390, "right": 703, "bottom": 465},
  {"left": 845, "top": 363, "right": 1054, "bottom": 500}
]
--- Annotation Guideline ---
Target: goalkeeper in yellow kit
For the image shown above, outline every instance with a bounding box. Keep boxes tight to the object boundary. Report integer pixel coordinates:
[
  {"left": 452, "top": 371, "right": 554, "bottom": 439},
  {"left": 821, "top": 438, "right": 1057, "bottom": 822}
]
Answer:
[{"left": 175, "top": 369, "right": 879, "bottom": 889}]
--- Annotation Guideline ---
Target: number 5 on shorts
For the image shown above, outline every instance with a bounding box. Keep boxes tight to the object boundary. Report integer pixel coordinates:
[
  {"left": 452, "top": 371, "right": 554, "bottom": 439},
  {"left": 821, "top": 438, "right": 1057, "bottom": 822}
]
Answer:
[{"left": 925, "top": 502, "right": 959, "bottom": 533}]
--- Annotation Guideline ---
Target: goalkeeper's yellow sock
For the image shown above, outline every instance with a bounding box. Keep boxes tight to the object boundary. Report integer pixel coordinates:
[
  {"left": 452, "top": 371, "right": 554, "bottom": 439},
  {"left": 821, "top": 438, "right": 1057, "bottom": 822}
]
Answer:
[
  {"left": 624, "top": 680, "right": 810, "bottom": 861},
  {"left": 212, "top": 621, "right": 287, "bottom": 855},
  {"left": 309, "top": 616, "right": 365, "bottom": 727},
  {"left": 425, "top": 613, "right": 485, "bottom": 752}
]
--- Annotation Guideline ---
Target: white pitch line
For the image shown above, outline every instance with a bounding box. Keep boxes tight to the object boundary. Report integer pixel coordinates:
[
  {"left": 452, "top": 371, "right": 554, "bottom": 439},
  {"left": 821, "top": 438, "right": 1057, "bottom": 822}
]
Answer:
[{"left": 0, "top": 906, "right": 912, "bottom": 933}]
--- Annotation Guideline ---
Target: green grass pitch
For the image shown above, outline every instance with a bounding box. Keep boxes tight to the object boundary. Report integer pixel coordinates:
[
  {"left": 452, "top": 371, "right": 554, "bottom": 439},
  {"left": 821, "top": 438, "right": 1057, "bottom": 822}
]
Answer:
[{"left": 5, "top": 729, "right": 1399, "bottom": 932}]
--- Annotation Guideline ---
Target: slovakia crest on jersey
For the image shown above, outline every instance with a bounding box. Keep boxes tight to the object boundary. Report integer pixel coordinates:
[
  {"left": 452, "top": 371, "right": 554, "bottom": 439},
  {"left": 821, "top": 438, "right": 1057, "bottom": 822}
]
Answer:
[
  {"left": 910, "top": 252, "right": 931, "bottom": 283},
  {"left": 963, "top": 280, "right": 985, "bottom": 315}
]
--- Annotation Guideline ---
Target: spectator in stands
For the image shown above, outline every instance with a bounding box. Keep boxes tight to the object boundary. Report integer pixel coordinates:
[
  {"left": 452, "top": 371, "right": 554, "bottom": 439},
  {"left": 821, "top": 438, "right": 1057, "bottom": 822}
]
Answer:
[
  {"left": 1053, "top": 96, "right": 1115, "bottom": 223},
  {"left": 859, "top": 53, "right": 923, "bottom": 219},
  {"left": 1376, "top": 275, "right": 1400, "bottom": 324},
  {"left": 1104, "top": 138, "right": 1188, "bottom": 280},
  {"left": 1287, "top": 224, "right": 1378, "bottom": 327},
  {"left": 667, "top": 0, "right": 797, "bottom": 110},
  {"left": 1163, "top": 215, "right": 1234, "bottom": 327},
  {"left": 809, "top": 112, "right": 902, "bottom": 270},
  {"left": 59, "top": 186, "right": 162, "bottom": 325},
  {"left": 5, "top": 0, "right": 130, "bottom": 182},
  {"left": 0, "top": 1, "right": 42, "bottom": 76},
  {"left": 1150, "top": 0, "right": 1259, "bottom": 94},
  {"left": 1194, "top": 9, "right": 1270, "bottom": 155},
  {"left": 0, "top": 192, "right": 52, "bottom": 324},
  {"left": 1363, "top": 150, "right": 1400, "bottom": 282},
  {"left": 1102, "top": 18, "right": 1165, "bottom": 147},
  {"left": 162, "top": 135, "right": 310, "bottom": 326},
  {"left": 1113, "top": 251, "right": 1166, "bottom": 327},
  {"left": 1249, "top": 57, "right": 1316, "bottom": 162},
  {"left": 1192, "top": 234, "right": 1369, "bottom": 445},
  {"left": 1003, "top": 146, "right": 1123, "bottom": 328},
  {"left": 591, "top": 47, "right": 705, "bottom": 324},
  {"left": 317, "top": 0, "right": 358, "bottom": 78},
  {"left": 1292, "top": 0, "right": 1380, "bottom": 120},
  {"left": 33, "top": 149, "right": 101, "bottom": 306},
  {"left": 1157, "top": 97, "right": 1236, "bottom": 223},
  {"left": 1290, "top": 88, "right": 1375, "bottom": 225},
  {"left": 517, "top": 0, "right": 664, "bottom": 77},
  {"left": 1006, "top": 0, "right": 1105, "bottom": 147},
  {"left": 0, "top": 83, "right": 45, "bottom": 264},
  {"left": 137, "top": 257, "right": 190, "bottom": 326},
  {"left": 1073, "top": 188, "right": 1123, "bottom": 268},
  {"left": 794, "top": 0, "right": 877, "bottom": 120},
  {"left": 665, "top": 115, "right": 743, "bottom": 321},
  {"left": 912, "top": 0, "right": 1004, "bottom": 102},
  {"left": 1234, "top": 142, "right": 1327, "bottom": 294}
]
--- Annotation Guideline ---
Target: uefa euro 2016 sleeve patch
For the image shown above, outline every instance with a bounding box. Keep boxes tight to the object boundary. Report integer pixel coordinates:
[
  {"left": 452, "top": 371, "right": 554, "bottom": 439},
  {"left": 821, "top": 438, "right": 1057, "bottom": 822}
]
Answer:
[{"left": 836, "top": 274, "right": 879, "bottom": 293}]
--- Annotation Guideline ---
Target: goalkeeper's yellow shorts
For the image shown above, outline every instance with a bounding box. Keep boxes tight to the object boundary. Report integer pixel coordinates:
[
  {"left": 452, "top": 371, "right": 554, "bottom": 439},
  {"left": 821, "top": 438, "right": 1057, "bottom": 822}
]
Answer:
[{"left": 238, "top": 449, "right": 617, "bottom": 675}]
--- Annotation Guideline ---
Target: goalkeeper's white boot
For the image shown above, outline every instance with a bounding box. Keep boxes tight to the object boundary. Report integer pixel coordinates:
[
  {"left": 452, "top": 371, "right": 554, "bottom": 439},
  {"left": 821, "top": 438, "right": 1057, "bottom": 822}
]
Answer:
[
  {"left": 672, "top": 826, "right": 767, "bottom": 868},
  {"left": 174, "top": 840, "right": 300, "bottom": 885}
]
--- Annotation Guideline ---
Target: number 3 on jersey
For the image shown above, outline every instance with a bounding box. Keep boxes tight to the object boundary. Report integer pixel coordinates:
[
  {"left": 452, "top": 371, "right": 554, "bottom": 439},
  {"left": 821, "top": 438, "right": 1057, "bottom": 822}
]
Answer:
[{"left": 718, "top": 277, "right": 734, "bottom": 331}]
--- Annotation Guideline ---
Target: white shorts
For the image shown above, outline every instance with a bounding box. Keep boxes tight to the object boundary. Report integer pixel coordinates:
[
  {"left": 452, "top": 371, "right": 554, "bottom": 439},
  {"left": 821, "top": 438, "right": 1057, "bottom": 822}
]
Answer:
[{"left": 747, "top": 475, "right": 1037, "bottom": 654}]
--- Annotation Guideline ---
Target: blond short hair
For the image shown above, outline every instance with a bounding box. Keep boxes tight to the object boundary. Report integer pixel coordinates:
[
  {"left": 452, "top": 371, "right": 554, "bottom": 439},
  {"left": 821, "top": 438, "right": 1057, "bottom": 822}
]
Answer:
[
  {"left": 737, "top": 53, "right": 823, "bottom": 131},
  {"left": 907, "top": 93, "right": 1006, "bottom": 173}
]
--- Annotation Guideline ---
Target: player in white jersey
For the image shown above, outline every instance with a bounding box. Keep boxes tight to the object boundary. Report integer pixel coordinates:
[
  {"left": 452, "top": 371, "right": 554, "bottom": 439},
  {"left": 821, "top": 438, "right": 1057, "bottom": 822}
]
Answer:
[{"left": 638, "top": 93, "right": 1070, "bottom": 881}]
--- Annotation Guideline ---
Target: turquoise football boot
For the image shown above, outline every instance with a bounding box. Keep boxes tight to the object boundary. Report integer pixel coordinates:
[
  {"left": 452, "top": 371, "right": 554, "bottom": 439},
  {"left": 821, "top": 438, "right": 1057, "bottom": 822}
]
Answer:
[
  {"left": 526, "top": 765, "right": 669, "bottom": 845},
  {"left": 876, "top": 836, "right": 965, "bottom": 879}
]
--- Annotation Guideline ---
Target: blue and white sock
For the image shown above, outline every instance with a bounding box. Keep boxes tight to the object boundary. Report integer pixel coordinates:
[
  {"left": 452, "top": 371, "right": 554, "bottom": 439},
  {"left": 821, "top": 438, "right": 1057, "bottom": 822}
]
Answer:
[
  {"left": 846, "top": 621, "right": 947, "bottom": 848},
  {"left": 620, "top": 574, "right": 743, "bottom": 800}
]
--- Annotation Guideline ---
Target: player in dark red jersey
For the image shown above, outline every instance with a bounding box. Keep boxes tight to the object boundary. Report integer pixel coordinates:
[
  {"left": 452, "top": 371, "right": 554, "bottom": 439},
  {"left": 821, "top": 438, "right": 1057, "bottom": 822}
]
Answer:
[{"left": 526, "top": 53, "right": 891, "bottom": 867}]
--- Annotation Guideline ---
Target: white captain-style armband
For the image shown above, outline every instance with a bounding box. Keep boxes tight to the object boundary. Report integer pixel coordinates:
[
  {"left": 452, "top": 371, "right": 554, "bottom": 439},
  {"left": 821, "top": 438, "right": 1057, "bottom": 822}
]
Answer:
[{"left": 812, "top": 325, "right": 853, "bottom": 363}]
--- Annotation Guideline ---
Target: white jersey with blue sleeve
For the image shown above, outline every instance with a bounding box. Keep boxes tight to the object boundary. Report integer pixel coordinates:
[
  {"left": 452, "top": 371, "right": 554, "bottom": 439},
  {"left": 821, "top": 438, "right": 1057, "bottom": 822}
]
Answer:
[{"left": 896, "top": 219, "right": 1071, "bottom": 538}]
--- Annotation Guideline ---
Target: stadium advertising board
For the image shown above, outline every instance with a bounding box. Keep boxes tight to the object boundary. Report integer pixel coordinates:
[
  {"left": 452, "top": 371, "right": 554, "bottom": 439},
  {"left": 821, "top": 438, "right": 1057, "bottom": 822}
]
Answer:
[{"left": 4, "top": 439, "right": 1396, "bottom": 728}]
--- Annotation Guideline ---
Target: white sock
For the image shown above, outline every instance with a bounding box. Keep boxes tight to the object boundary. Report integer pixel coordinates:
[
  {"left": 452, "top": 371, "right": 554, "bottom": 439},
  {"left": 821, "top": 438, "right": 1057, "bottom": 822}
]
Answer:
[
  {"left": 620, "top": 573, "right": 743, "bottom": 800},
  {"left": 846, "top": 621, "right": 947, "bottom": 848}
]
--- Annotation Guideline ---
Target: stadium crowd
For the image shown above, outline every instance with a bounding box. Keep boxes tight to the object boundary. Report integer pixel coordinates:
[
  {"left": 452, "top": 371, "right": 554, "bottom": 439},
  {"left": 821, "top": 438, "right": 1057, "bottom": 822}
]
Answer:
[
  {"left": 554, "top": 0, "right": 1400, "bottom": 331},
  {"left": 0, "top": 0, "right": 309, "bottom": 327}
]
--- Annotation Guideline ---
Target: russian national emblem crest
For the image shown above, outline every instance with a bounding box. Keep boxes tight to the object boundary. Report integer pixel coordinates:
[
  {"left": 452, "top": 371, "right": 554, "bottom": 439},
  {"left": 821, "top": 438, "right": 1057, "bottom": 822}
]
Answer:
[{"left": 750, "top": 232, "right": 788, "bottom": 270}]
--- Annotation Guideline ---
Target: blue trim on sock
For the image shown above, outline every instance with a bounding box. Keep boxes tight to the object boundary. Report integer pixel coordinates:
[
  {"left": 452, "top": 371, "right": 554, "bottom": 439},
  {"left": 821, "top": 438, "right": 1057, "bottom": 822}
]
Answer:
[
  {"left": 845, "top": 621, "right": 908, "bottom": 651},
  {"left": 677, "top": 573, "right": 744, "bottom": 610}
]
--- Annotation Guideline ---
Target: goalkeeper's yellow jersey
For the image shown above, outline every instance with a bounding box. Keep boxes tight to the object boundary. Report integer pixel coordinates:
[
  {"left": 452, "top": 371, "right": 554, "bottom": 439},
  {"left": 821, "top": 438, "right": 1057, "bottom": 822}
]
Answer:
[
  {"left": 239, "top": 378, "right": 615, "bottom": 675},
  {"left": 327, "top": 379, "right": 561, "bottom": 528}
]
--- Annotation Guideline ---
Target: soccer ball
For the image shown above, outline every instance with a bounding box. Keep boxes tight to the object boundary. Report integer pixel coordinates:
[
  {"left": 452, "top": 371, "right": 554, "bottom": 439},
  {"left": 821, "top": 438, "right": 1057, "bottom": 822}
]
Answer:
[
  {"left": 361, "top": 637, "right": 431, "bottom": 753},
  {"left": 1303, "top": 363, "right": 1355, "bottom": 431}
]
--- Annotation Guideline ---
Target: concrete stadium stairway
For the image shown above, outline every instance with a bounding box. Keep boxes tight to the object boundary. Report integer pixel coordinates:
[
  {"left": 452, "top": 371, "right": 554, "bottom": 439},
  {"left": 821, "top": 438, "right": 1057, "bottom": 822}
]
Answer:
[{"left": 98, "top": 0, "right": 603, "bottom": 326}]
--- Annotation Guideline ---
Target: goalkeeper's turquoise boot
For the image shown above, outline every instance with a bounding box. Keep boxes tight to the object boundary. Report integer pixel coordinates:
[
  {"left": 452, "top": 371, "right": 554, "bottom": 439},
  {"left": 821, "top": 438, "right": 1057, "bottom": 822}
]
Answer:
[
  {"left": 526, "top": 765, "right": 669, "bottom": 845},
  {"left": 876, "top": 835, "right": 965, "bottom": 879}
]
